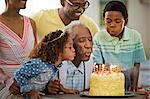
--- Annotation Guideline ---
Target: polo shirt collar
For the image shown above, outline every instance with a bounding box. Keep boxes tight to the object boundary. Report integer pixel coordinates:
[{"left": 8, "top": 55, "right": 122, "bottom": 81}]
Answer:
[
  {"left": 122, "top": 27, "right": 130, "bottom": 41},
  {"left": 105, "top": 27, "right": 130, "bottom": 42}
]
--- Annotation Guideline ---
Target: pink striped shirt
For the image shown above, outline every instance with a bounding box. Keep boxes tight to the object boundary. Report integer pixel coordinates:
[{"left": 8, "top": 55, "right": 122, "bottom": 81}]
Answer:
[{"left": 0, "top": 16, "right": 35, "bottom": 77}]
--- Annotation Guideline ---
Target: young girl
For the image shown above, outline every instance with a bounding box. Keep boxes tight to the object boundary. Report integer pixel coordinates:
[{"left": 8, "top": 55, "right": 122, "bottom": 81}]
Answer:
[
  {"left": 93, "top": 1, "right": 145, "bottom": 91},
  {"left": 0, "top": 30, "right": 78, "bottom": 98}
]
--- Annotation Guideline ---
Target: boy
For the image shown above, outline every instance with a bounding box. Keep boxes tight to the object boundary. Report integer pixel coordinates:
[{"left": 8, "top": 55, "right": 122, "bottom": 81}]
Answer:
[{"left": 93, "top": 1, "right": 146, "bottom": 91}]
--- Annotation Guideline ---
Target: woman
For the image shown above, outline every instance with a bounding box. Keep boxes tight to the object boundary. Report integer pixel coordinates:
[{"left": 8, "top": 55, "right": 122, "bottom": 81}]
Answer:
[{"left": 0, "top": 0, "right": 37, "bottom": 89}]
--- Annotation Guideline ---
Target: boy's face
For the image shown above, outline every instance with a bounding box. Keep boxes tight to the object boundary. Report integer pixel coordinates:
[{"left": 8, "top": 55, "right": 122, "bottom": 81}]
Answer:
[
  {"left": 104, "top": 11, "right": 127, "bottom": 38},
  {"left": 73, "top": 26, "right": 92, "bottom": 61},
  {"left": 62, "top": 37, "right": 75, "bottom": 61}
]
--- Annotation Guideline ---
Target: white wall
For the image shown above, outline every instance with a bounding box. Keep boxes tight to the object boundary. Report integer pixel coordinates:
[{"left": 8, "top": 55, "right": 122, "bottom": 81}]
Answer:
[
  {"left": 20, "top": 0, "right": 61, "bottom": 17},
  {"left": 0, "top": 0, "right": 61, "bottom": 16},
  {"left": 128, "top": 0, "right": 150, "bottom": 59},
  {"left": 148, "top": 5, "right": 150, "bottom": 59},
  {"left": 0, "top": 0, "right": 5, "bottom": 14},
  {"left": 84, "top": 0, "right": 100, "bottom": 26}
]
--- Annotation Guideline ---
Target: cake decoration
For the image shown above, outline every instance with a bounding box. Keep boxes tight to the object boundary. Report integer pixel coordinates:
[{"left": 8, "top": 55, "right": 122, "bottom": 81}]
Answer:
[{"left": 89, "top": 64, "right": 125, "bottom": 96}]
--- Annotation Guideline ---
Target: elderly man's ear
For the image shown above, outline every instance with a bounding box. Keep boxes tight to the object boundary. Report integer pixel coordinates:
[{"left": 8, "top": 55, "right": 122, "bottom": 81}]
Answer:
[{"left": 60, "top": 0, "right": 65, "bottom": 7}]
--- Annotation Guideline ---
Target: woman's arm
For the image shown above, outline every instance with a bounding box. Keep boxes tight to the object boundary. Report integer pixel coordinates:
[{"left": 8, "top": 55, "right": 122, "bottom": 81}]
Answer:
[
  {"left": 29, "top": 18, "right": 37, "bottom": 47},
  {"left": 9, "top": 78, "right": 21, "bottom": 95},
  {"left": 0, "top": 68, "right": 10, "bottom": 84}
]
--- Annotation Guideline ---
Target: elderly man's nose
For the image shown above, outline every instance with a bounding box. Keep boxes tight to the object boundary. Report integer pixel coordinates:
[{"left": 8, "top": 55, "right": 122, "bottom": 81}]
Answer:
[{"left": 85, "top": 41, "right": 92, "bottom": 48}]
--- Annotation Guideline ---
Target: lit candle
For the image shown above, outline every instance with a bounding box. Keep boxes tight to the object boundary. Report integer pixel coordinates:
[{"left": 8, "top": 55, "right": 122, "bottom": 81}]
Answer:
[
  {"left": 117, "top": 65, "right": 122, "bottom": 73},
  {"left": 95, "top": 64, "right": 99, "bottom": 74},
  {"left": 102, "top": 64, "right": 106, "bottom": 71},
  {"left": 99, "top": 64, "right": 102, "bottom": 72}
]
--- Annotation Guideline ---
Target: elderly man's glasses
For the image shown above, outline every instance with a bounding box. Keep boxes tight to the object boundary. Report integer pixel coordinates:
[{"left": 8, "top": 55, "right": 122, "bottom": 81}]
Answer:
[{"left": 66, "top": 0, "right": 90, "bottom": 10}]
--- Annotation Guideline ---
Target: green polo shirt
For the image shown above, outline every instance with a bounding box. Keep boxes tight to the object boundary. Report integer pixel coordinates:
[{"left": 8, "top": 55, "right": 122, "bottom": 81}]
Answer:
[{"left": 93, "top": 27, "right": 146, "bottom": 70}]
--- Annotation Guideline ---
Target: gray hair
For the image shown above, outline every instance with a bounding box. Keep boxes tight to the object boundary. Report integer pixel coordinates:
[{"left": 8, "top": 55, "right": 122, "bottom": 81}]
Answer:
[{"left": 63, "top": 21, "right": 90, "bottom": 39}]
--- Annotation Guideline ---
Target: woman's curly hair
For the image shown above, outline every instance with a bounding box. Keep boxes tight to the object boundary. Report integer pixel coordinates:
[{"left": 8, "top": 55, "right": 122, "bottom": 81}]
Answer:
[{"left": 29, "top": 30, "right": 69, "bottom": 63}]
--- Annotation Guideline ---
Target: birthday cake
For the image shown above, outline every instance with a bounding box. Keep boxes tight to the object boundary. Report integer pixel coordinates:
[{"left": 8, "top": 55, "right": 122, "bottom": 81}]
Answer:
[{"left": 89, "top": 64, "right": 125, "bottom": 96}]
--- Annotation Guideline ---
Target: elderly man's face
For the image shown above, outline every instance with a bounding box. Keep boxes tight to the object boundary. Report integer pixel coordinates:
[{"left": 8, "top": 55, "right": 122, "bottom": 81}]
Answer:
[
  {"left": 73, "top": 25, "right": 92, "bottom": 61},
  {"left": 62, "top": 0, "right": 90, "bottom": 20}
]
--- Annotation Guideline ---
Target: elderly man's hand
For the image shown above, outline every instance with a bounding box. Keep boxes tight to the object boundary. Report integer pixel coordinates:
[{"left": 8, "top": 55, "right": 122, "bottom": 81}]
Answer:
[
  {"left": 47, "top": 80, "right": 61, "bottom": 95},
  {"left": 63, "top": 89, "right": 80, "bottom": 94},
  {"left": 59, "top": 83, "right": 79, "bottom": 94},
  {"left": 27, "top": 91, "right": 45, "bottom": 99},
  {"left": 47, "top": 80, "right": 80, "bottom": 95},
  {"left": 9, "top": 78, "right": 21, "bottom": 95}
]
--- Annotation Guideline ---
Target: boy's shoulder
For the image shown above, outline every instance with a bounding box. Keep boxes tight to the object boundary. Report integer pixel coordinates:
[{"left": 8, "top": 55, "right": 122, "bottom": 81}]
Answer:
[
  {"left": 125, "top": 27, "right": 142, "bottom": 39},
  {"left": 125, "top": 27, "right": 138, "bottom": 33}
]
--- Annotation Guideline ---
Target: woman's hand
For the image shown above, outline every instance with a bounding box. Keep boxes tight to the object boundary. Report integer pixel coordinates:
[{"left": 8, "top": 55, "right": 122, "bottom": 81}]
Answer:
[
  {"left": 27, "top": 91, "right": 45, "bottom": 99},
  {"left": 0, "top": 73, "right": 10, "bottom": 84},
  {"left": 9, "top": 78, "right": 21, "bottom": 95}
]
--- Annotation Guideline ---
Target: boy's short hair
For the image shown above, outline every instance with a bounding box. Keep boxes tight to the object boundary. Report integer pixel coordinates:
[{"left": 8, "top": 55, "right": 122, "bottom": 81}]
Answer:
[{"left": 103, "top": 1, "right": 128, "bottom": 19}]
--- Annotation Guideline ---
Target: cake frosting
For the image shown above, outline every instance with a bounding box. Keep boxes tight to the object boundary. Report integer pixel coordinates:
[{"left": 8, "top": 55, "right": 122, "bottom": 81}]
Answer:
[{"left": 89, "top": 64, "right": 125, "bottom": 96}]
